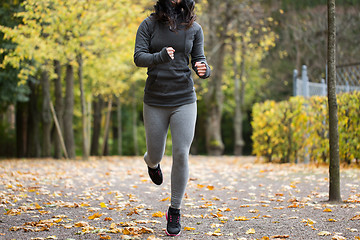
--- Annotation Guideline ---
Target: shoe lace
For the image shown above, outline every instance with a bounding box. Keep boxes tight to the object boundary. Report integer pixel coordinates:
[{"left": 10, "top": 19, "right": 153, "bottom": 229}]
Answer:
[{"left": 169, "top": 213, "right": 180, "bottom": 225}]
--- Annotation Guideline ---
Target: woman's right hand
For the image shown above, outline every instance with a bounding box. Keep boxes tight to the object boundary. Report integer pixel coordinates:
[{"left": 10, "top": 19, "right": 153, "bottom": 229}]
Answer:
[{"left": 166, "top": 47, "right": 175, "bottom": 60}]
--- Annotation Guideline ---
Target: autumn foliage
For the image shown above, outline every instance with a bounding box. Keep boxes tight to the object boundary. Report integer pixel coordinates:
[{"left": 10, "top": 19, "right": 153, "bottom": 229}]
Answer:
[{"left": 252, "top": 91, "right": 360, "bottom": 164}]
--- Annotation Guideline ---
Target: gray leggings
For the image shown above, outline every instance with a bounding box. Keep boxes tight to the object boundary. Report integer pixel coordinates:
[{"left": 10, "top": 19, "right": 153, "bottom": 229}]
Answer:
[{"left": 143, "top": 102, "right": 197, "bottom": 209}]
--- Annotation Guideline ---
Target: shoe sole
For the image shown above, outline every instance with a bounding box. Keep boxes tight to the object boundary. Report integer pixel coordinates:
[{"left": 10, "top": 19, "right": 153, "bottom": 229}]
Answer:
[{"left": 165, "top": 212, "right": 181, "bottom": 236}]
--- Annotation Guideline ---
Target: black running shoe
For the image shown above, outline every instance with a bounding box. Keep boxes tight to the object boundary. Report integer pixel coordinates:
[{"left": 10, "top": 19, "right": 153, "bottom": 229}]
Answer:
[
  {"left": 166, "top": 207, "right": 181, "bottom": 236},
  {"left": 148, "top": 164, "right": 163, "bottom": 185}
]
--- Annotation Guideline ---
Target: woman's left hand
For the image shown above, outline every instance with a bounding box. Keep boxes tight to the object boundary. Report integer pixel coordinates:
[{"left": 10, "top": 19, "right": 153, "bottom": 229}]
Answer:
[{"left": 195, "top": 62, "right": 207, "bottom": 77}]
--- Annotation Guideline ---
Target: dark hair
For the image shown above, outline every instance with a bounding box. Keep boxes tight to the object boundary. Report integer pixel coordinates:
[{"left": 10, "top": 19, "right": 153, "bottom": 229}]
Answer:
[{"left": 152, "top": 0, "right": 196, "bottom": 31}]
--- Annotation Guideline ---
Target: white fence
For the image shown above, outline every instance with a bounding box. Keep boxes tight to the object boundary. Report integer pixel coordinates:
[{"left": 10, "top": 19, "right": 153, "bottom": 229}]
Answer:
[{"left": 293, "top": 65, "right": 360, "bottom": 97}]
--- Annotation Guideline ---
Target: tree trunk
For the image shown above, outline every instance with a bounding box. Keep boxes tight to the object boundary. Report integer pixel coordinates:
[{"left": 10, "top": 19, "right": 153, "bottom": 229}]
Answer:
[
  {"left": 327, "top": 0, "right": 342, "bottom": 203},
  {"left": 78, "top": 54, "right": 89, "bottom": 160},
  {"left": 27, "top": 81, "right": 41, "bottom": 158},
  {"left": 203, "top": 0, "right": 234, "bottom": 156},
  {"left": 102, "top": 98, "right": 112, "bottom": 156},
  {"left": 63, "top": 64, "right": 76, "bottom": 159},
  {"left": 16, "top": 101, "right": 28, "bottom": 158},
  {"left": 205, "top": 34, "right": 225, "bottom": 156},
  {"left": 132, "top": 98, "right": 139, "bottom": 156},
  {"left": 116, "top": 97, "right": 122, "bottom": 156},
  {"left": 41, "top": 70, "right": 52, "bottom": 157},
  {"left": 53, "top": 60, "right": 64, "bottom": 159},
  {"left": 111, "top": 108, "right": 117, "bottom": 155},
  {"left": 90, "top": 95, "right": 103, "bottom": 156},
  {"left": 6, "top": 105, "right": 15, "bottom": 130},
  {"left": 233, "top": 36, "right": 246, "bottom": 156}
]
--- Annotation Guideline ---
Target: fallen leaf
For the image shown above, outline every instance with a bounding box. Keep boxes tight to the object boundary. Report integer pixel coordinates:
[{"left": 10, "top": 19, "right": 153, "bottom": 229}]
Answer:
[
  {"left": 234, "top": 216, "right": 249, "bottom": 221},
  {"left": 104, "top": 217, "right": 113, "bottom": 221},
  {"left": 323, "top": 208, "right": 332, "bottom": 212},
  {"left": 88, "top": 212, "right": 103, "bottom": 220},
  {"left": 99, "top": 235, "right": 111, "bottom": 240},
  {"left": 273, "top": 207, "right": 284, "bottom": 210},
  {"left": 45, "top": 236, "right": 57, "bottom": 239},
  {"left": 100, "top": 202, "right": 107, "bottom": 208},
  {"left": 332, "top": 236, "right": 346, "bottom": 240},
  {"left": 351, "top": 215, "right": 360, "bottom": 220},
  {"left": 152, "top": 211, "right": 164, "bottom": 218},
  {"left": 184, "top": 227, "right": 195, "bottom": 231},
  {"left": 147, "top": 236, "right": 162, "bottom": 240},
  {"left": 160, "top": 197, "right": 170, "bottom": 202},
  {"left": 318, "top": 231, "right": 332, "bottom": 236},
  {"left": 271, "top": 235, "right": 289, "bottom": 238},
  {"left": 246, "top": 228, "right": 256, "bottom": 234},
  {"left": 207, "top": 185, "right": 215, "bottom": 190},
  {"left": 74, "top": 221, "right": 89, "bottom": 227},
  {"left": 328, "top": 219, "right": 337, "bottom": 222}
]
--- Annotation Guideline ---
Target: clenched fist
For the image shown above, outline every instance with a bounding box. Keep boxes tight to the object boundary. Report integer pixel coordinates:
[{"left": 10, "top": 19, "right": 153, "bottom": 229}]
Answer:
[{"left": 194, "top": 62, "right": 207, "bottom": 77}]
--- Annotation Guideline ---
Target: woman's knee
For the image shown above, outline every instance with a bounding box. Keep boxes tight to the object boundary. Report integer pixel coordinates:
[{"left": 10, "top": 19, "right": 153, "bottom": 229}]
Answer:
[
  {"left": 172, "top": 148, "right": 189, "bottom": 165},
  {"left": 144, "top": 152, "right": 162, "bottom": 167}
]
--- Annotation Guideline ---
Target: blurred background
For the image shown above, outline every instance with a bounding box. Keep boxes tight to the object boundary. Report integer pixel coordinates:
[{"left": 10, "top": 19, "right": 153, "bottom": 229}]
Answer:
[{"left": 0, "top": 0, "right": 359, "bottom": 163}]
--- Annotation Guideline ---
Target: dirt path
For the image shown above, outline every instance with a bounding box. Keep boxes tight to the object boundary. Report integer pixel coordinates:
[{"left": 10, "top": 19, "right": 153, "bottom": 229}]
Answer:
[{"left": 0, "top": 156, "right": 359, "bottom": 240}]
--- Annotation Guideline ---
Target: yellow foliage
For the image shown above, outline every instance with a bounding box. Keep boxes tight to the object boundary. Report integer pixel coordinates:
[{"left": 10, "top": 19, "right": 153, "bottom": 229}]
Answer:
[
  {"left": 1, "top": 0, "right": 148, "bottom": 96},
  {"left": 252, "top": 92, "right": 360, "bottom": 163}
]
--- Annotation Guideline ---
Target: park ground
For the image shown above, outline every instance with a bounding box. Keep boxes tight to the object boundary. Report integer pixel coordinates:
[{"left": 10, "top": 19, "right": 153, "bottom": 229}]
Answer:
[{"left": 0, "top": 156, "right": 359, "bottom": 240}]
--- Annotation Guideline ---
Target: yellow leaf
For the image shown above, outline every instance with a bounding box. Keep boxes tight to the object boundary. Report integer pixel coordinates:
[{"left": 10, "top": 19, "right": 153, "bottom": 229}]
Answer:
[
  {"left": 160, "top": 197, "right": 170, "bottom": 202},
  {"left": 99, "top": 235, "right": 111, "bottom": 239},
  {"left": 34, "top": 202, "right": 42, "bottom": 210},
  {"left": 110, "top": 223, "right": 116, "bottom": 229},
  {"left": 104, "top": 217, "right": 113, "bottom": 221},
  {"left": 323, "top": 208, "right": 332, "bottom": 212},
  {"left": 246, "top": 228, "right": 256, "bottom": 234},
  {"left": 234, "top": 216, "right": 249, "bottom": 221},
  {"left": 100, "top": 202, "right": 107, "bottom": 208},
  {"left": 207, "top": 185, "right": 215, "bottom": 190},
  {"left": 332, "top": 235, "right": 346, "bottom": 240},
  {"left": 88, "top": 212, "right": 103, "bottom": 220},
  {"left": 197, "top": 184, "right": 205, "bottom": 188},
  {"left": 249, "top": 209, "right": 259, "bottom": 213},
  {"left": 54, "top": 218, "right": 62, "bottom": 223},
  {"left": 184, "top": 227, "right": 195, "bottom": 231},
  {"left": 318, "top": 231, "right": 331, "bottom": 236},
  {"left": 74, "top": 221, "right": 89, "bottom": 227},
  {"left": 261, "top": 237, "right": 270, "bottom": 240},
  {"left": 147, "top": 235, "right": 162, "bottom": 240},
  {"left": 152, "top": 211, "right": 164, "bottom": 218},
  {"left": 214, "top": 228, "right": 221, "bottom": 233},
  {"left": 328, "top": 219, "right": 337, "bottom": 222},
  {"left": 123, "top": 228, "right": 131, "bottom": 235},
  {"left": 45, "top": 236, "right": 57, "bottom": 239}
]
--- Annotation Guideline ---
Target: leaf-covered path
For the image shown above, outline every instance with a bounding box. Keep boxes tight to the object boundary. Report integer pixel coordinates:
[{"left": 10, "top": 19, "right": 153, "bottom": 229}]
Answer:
[{"left": 0, "top": 156, "right": 359, "bottom": 240}]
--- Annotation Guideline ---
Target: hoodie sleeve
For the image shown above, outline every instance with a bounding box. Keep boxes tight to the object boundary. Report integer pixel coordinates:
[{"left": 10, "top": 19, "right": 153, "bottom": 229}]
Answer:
[
  {"left": 134, "top": 18, "right": 172, "bottom": 67},
  {"left": 190, "top": 24, "right": 211, "bottom": 79}
]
